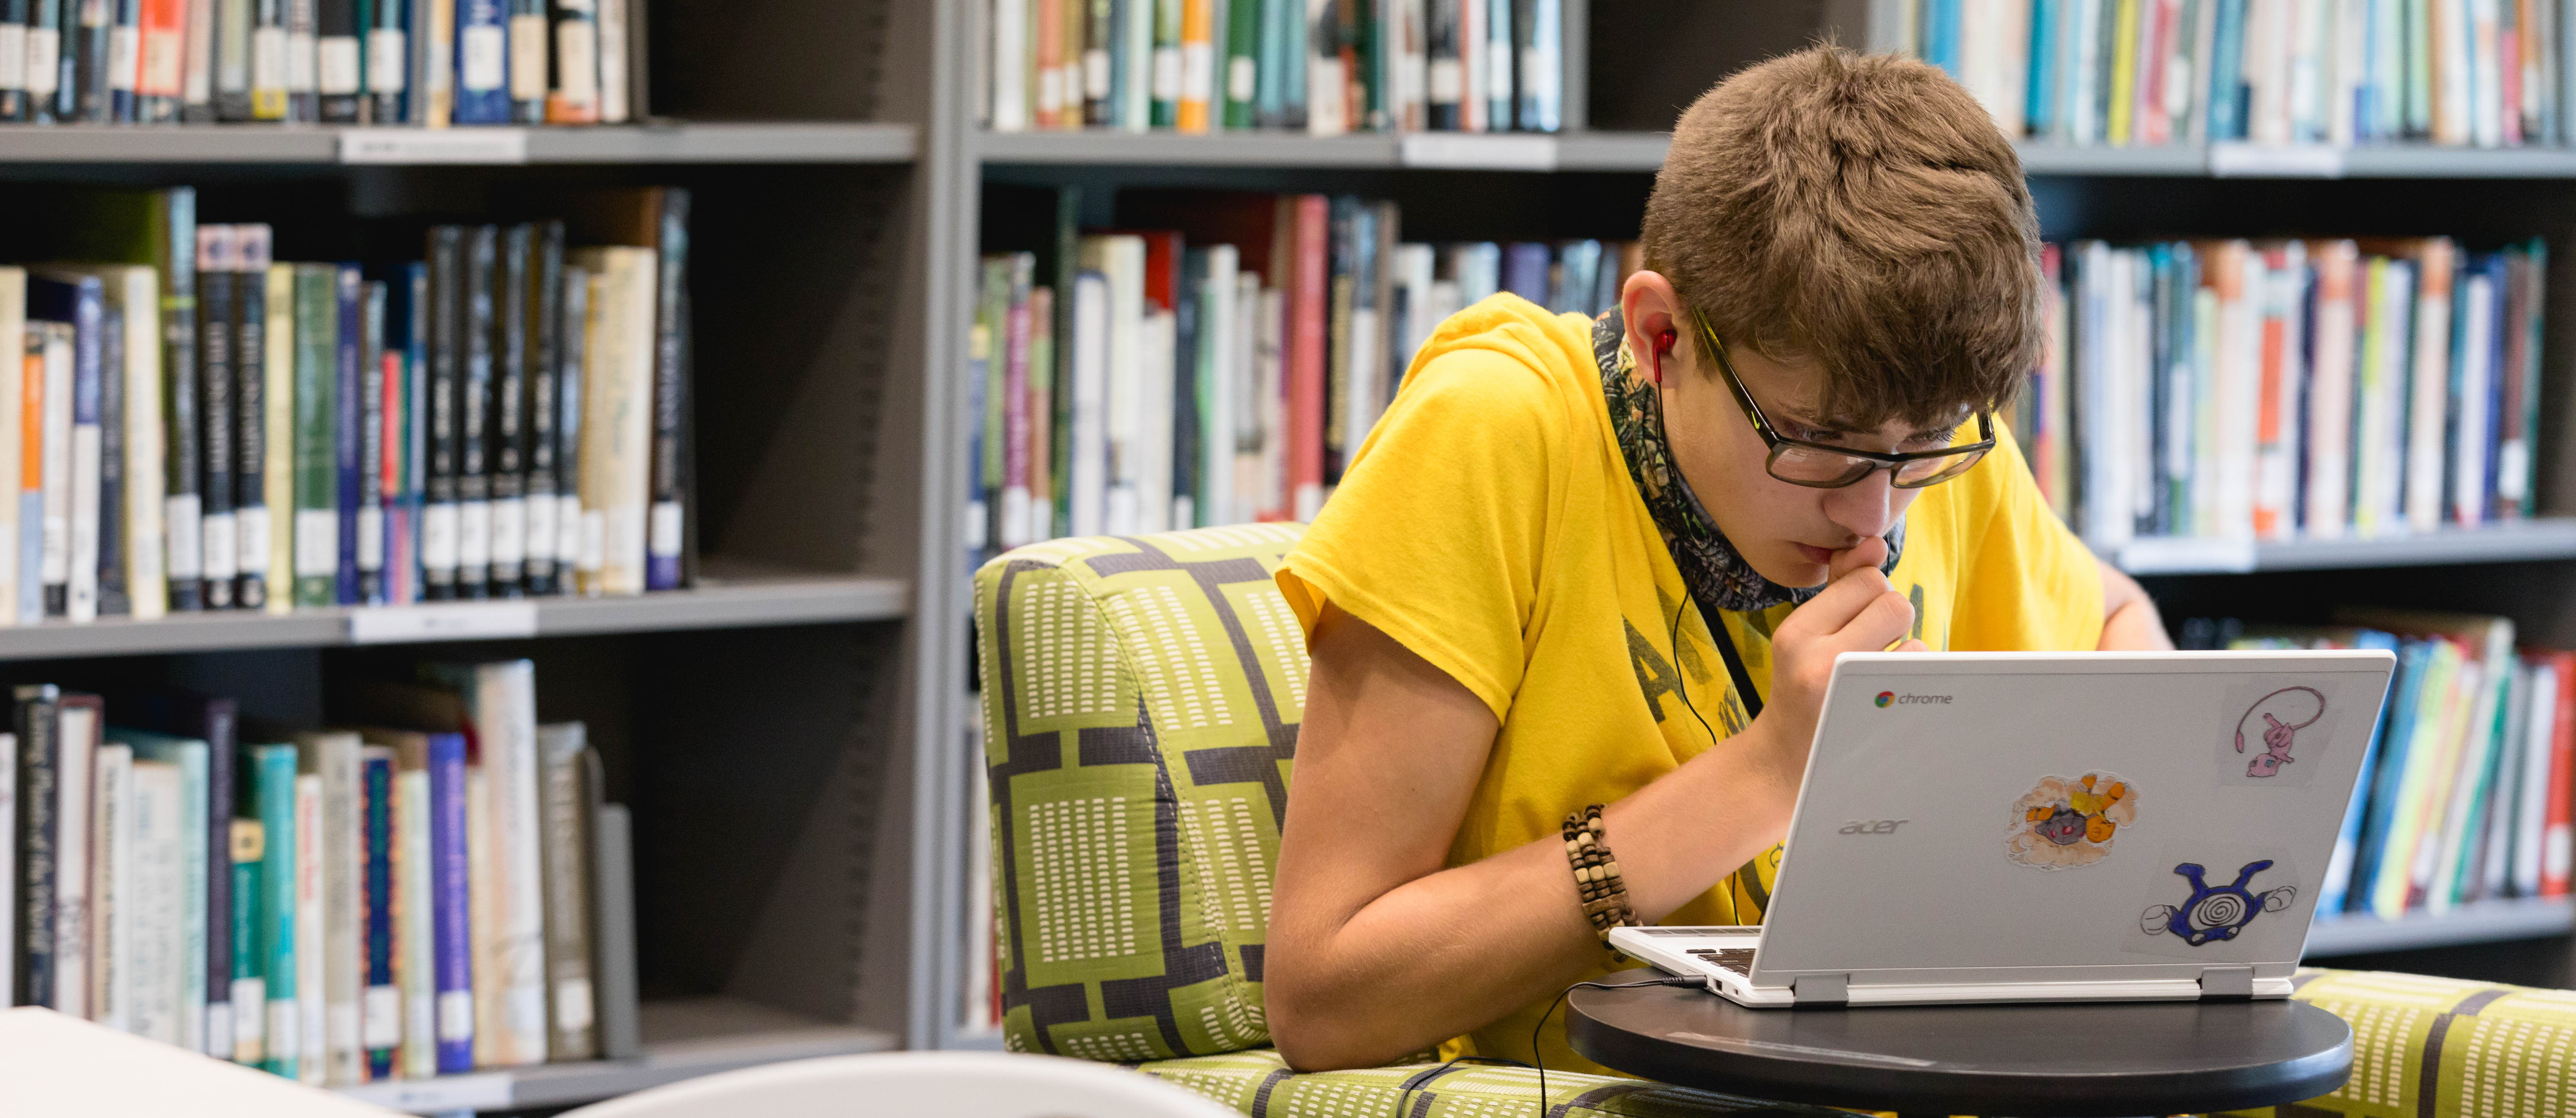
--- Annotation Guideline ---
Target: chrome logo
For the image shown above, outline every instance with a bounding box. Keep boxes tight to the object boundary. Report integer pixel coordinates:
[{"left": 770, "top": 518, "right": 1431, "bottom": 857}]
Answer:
[{"left": 1875, "top": 691, "right": 1894, "bottom": 708}]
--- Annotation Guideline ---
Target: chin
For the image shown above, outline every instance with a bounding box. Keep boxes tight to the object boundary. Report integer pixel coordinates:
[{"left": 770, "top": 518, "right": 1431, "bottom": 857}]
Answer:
[{"left": 1757, "top": 552, "right": 1830, "bottom": 591}]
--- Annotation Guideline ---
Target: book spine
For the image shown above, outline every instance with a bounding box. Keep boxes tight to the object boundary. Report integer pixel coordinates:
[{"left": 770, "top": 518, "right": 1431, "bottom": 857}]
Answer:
[
  {"left": 333, "top": 266, "right": 360, "bottom": 606},
  {"left": 314, "top": 0, "right": 353, "bottom": 118},
  {"left": 363, "top": 0, "right": 399, "bottom": 121},
  {"left": 262, "top": 263, "right": 292, "bottom": 612},
  {"left": 283, "top": 0, "right": 316, "bottom": 120},
  {"left": 233, "top": 227, "right": 269, "bottom": 611},
  {"left": 457, "top": 226, "right": 495, "bottom": 597},
  {"left": 360, "top": 750, "right": 394, "bottom": 1079},
  {"left": 64, "top": 279, "right": 101, "bottom": 623},
  {"left": 13, "top": 688, "right": 58, "bottom": 1008},
  {"left": 227, "top": 817, "right": 261, "bottom": 1062},
  {"left": 49, "top": 694, "right": 91, "bottom": 1018},
  {"left": 542, "top": 0, "right": 594, "bottom": 121},
  {"left": 245, "top": 0, "right": 280, "bottom": 117},
  {"left": 291, "top": 769, "right": 320, "bottom": 1082},
  {"left": 523, "top": 222, "right": 562, "bottom": 595},
  {"left": 399, "top": 263, "right": 428, "bottom": 602},
  {"left": 137, "top": 0, "right": 183, "bottom": 119},
  {"left": 553, "top": 262, "right": 584, "bottom": 592},
  {"left": 197, "top": 226, "right": 239, "bottom": 611},
  {"left": 211, "top": 0, "right": 247, "bottom": 118},
  {"left": 2547, "top": 650, "right": 2576, "bottom": 895},
  {"left": 252, "top": 744, "right": 294, "bottom": 1077},
  {"left": 452, "top": 0, "right": 504, "bottom": 121},
  {"left": 357, "top": 280, "right": 385, "bottom": 604},
  {"left": 128, "top": 757, "right": 183, "bottom": 1042},
  {"left": 424, "top": 228, "right": 461, "bottom": 599},
  {"left": 427, "top": 732, "right": 472, "bottom": 1074},
  {"left": 645, "top": 191, "right": 688, "bottom": 591},
  {"left": 25, "top": 322, "right": 56, "bottom": 625},
  {"left": 0, "top": 0, "right": 28, "bottom": 121},
  {"left": 203, "top": 705, "right": 237, "bottom": 1055},
  {"left": 491, "top": 225, "right": 530, "bottom": 593},
  {"left": 480, "top": 662, "right": 546, "bottom": 1065},
  {"left": 1286, "top": 194, "right": 1327, "bottom": 521},
  {"left": 92, "top": 294, "right": 125, "bottom": 617},
  {"left": 89, "top": 740, "right": 130, "bottom": 1032},
  {"left": 536, "top": 724, "right": 594, "bottom": 1058},
  {"left": 291, "top": 265, "right": 336, "bottom": 608},
  {"left": 393, "top": 756, "right": 432, "bottom": 1076},
  {"left": 588, "top": 0, "right": 615, "bottom": 122},
  {"left": 76, "top": 0, "right": 117, "bottom": 121}
]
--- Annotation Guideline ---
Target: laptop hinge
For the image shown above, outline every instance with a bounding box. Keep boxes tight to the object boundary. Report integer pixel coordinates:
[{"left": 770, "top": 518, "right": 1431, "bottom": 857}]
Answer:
[
  {"left": 2198, "top": 966, "right": 2256, "bottom": 1000},
  {"left": 1791, "top": 974, "right": 1850, "bottom": 1006}
]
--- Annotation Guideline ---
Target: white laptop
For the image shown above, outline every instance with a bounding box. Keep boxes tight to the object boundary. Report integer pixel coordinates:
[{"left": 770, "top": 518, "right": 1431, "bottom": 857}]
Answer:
[{"left": 1609, "top": 650, "right": 2396, "bottom": 1008}]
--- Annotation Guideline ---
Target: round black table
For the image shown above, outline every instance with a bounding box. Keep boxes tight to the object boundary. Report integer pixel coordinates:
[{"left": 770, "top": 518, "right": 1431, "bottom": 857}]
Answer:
[{"left": 1565, "top": 970, "right": 2353, "bottom": 1118}]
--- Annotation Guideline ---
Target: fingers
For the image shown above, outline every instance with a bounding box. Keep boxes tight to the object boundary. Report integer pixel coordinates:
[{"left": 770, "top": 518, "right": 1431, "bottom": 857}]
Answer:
[
  {"left": 1839, "top": 586, "right": 1917, "bottom": 651},
  {"left": 1830, "top": 536, "right": 1888, "bottom": 580},
  {"left": 1893, "top": 638, "right": 1927, "bottom": 653},
  {"left": 1781, "top": 567, "right": 1906, "bottom": 643}
]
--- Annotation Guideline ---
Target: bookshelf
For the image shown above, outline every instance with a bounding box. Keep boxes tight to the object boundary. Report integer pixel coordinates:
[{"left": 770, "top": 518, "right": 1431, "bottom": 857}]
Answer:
[
  {"left": 929, "top": 0, "right": 2576, "bottom": 1046},
  {"left": 0, "top": 123, "right": 920, "bottom": 164}
]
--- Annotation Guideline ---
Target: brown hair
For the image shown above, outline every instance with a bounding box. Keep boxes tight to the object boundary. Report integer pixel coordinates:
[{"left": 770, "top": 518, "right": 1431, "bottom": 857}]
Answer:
[{"left": 1641, "top": 44, "right": 2040, "bottom": 428}]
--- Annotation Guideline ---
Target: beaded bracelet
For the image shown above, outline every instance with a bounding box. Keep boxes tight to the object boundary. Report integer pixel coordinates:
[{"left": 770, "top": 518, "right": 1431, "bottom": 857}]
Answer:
[{"left": 1561, "top": 804, "right": 1636, "bottom": 943}]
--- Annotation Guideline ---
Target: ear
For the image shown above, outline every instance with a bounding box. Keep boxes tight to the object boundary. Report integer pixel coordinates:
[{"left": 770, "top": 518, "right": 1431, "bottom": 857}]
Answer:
[{"left": 1619, "top": 269, "right": 1685, "bottom": 385}]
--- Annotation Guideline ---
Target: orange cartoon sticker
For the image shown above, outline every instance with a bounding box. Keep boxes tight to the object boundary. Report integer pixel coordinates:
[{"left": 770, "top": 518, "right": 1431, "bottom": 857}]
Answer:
[{"left": 2006, "top": 772, "right": 2139, "bottom": 870}]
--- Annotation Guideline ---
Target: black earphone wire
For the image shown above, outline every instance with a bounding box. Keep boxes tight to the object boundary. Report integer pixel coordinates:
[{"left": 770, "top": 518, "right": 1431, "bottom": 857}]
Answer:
[
  {"left": 1669, "top": 593, "right": 1720, "bottom": 748},
  {"left": 1529, "top": 978, "right": 1702, "bottom": 1116}
]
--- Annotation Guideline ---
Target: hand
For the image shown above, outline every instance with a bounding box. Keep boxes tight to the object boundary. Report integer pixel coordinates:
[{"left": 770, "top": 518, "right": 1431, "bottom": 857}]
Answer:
[{"left": 1746, "top": 537, "right": 1927, "bottom": 793}]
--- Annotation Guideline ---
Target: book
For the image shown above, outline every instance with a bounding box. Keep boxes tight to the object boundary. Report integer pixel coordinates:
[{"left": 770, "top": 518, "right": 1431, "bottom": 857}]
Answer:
[
  {"left": 422, "top": 227, "right": 461, "bottom": 600},
  {"left": 118, "top": 729, "right": 210, "bottom": 1054},
  {"left": 358, "top": 745, "right": 394, "bottom": 1079},
  {"left": 246, "top": 749, "right": 296, "bottom": 1073},
  {"left": 451, "top": 0, "right": 505, "bottom": 122},
  {"left": 197, "top": 225, "right": 239, "bottom": 611},
  {"left": 644, "top": 190, "right": 688, "bottom": 591},
  {"left": 53, "top": 693, "right": 97, "bottom": 1019},
  {"left": 0, "top": 268, "right": 18, "bottom": 621},
  {"left": 490, "top": 225, "right": 531, "bottom": 594},
  {"left": 111, "top": 691, "right": 234, "bottom": 1057},
  {"left": 550, "top": 261, "right": 583, "bottom": 591},
  {"left": 261, "top": 261, "right": 292, "bottom": 614},
  {"left": 543, "top": 0, "right": 596, "bottom": 122},
  {"left": 461, "top": 660, "right": 544, "bottom": 1065},
  {"left": 522, "top": 222, "right": 564, "bottom": 596},
  {"left": 504, "top": 0, "right": 540, "bottom": 120},
  {"left": 227, "top": 816, "right": 262, "bottom": 1063},
  {"left": 567, "top": 244, "right": 652, "bottom": 596},
  {"left": 314, "top": 0, "right": 354, "bottom": 119},
  {"left": 423, "top": 730, "right": 469, "bottom": 1073},
  {"left": 291, "top": 264, "right": 336, "bottom": 608},
  {"left": 20, "top": 318, "right": 60, "bottom": 625},
  {"left": 363, "top": 0, "right": 402, "bottom": 121},
  {"left": 234, "top": 226, "right": 270, "bottom": 612},
  {"left": 212, "top": 0, "right": 250, "bottom": 119},
  {"left": 136, "top": 0, "right": 183, "bottom": 121},
  {"left": 294, "top": 730, "right": 361, "bottom": 1084},
  {"left": 334, "top": 265, "right": 361, "bottom": 606},
  {"left": 127, "top": 756, "right": 186, "bottom": 1043},
  {"left": 89, "top": 738, "right": 131, "bottom": 1032},
  {"left": 361, "top": 729, "right": 433, "bottom": 1077},
  {"left": 356, "top": 279, "right": 384, "bottom": 604},
  {"left": 13, "top": 686, "right": 60, "bottom": 1009},
  {"left": 290, "top": 767, "right": 319, "bottom": 1082},
  {"left": 456, "top": 226, "right": 495, "bottom": 598},
  {"left": 26, "top": 273, "right": 98, "bottom": 622},
  {"left": 536, "top": 722, "right": 594, "bottom": 1059},
  {"left": 247, "top": 0, "right": 282, "bottom": 118}
]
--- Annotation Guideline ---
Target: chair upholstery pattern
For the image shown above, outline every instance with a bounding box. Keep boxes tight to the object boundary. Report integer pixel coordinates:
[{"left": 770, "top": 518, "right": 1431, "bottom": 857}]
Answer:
[
  {"left": 2217, "top": 968, "right": 2576, "bottom": 1118},
  {"left": 974, "top": 525, "right": 1310, "bottom": 1061},
  {"left": 1127, "top": 1049, "right": 1860, "bottom": 1118}
]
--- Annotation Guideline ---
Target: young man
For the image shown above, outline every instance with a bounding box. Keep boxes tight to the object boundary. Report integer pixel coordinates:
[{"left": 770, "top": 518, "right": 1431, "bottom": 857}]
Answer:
[{"left": 1263, "top": 46, "right": 2170, "bottom": 1074}]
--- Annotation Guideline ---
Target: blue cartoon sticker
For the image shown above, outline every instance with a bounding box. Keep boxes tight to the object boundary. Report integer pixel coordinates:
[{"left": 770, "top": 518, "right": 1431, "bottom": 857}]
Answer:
[{"left": 2139, "top": 860, "right": 2297, "bottom": 946}]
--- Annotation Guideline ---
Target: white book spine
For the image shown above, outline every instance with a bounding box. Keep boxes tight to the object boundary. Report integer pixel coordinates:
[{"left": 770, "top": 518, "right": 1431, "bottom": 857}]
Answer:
[
  {"left": 310, "top": 735, "right": 362, "bottom": 1085},
  {"left": 294, "top": 773, "right": 323, "bottom": 1083},
  {"left": 1254, "top": 286, "right": 1287, "bottom": 521},
  {"left": 0, "top": 269, "right": 22, "bottom": 625},
  {"left": 991, "top": 0, "right": 1027, "bottom": 131},
  {"left": 90, "top": 742, "right": 131, "bottom": 1031},
  {"left": 467, "top": 763, "right": 496, "bottom": 1067},
  {"left": 2452, "top": 273, "right": 2495, "bottom": 525},
  {"left": 265, "top": 265, "right": 296, "bottom": 614},
  {"left": 53, "top": 707, "right": 94, "bottom": 1020},
  {"left": 0, "top": 733, "right": 12, "bottom": 1006},
  {"left": 479, "top": 662, "right": 549, "bottom": 1066},
  {"left": 39, "top": 324, "right": 69, "bottom": 615},
  {"left": 129, "top": 760, "right": 186, "bottom": 1045},
  {"left": 2403, "top": 260, "right": 2453, "bottom": 533},
  {"left": 595, "top": 0, "right": 626, "bottom": 123},
  {"left": 1200, "top": 247, "right": 1239, "bottom": 529},
  {"left": 1068, "top": 272, "right": 1109, "bottom": 538},
  {"left": 2513, "top": 662, "right": 2560, "bottom": 895},
  {"left": 1137, "top": 307, "right": 1175, "bottom": 534},
  {"left": 1232, "top": 274, "right": 1265, "bottom": 527}
]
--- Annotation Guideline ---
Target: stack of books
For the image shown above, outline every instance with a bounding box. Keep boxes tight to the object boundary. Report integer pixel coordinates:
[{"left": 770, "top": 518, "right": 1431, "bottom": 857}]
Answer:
[
  {"left": 2187, "top": 610, "right": 2576, "bottom": 921},
  {"left": 0, "top": 0, "right": 649, "bottom": 127},
  {"left": 1917, "top": 0, "right": 2575, "bottom": 148},
  {"left": 2023, "top": 237, "right": 2543, "bottom": 551},
  {"left": 0, "top": 185, "right": 693, "bottom": 625},
  {"left": 966, "top": 183, "right": 1631, "bottom": 568},
  {"left": 978, "top": 0, "right": 1568, "bottom": 135},
  {"left": 2, "top": 663, "right": 632, "bottom": 1084}
]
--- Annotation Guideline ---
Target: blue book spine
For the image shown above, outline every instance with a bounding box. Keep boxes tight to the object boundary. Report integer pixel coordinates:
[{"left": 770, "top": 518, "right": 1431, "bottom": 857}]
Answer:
[
  {"left": 253, "top": 744, "right": 298, "bottom": 1078},
  {"left": 2028, "top": 0, "right": 2060, "bottom": 134},
  {"left": 451, "top": 0, "right": 508, "bottom": 123},
  {"left": 404, "top": 263, "right": 430, "bottom": 604},
  {"left": 1519, "top": 0, "right": 1562, "bottom": 131},
  {"left": 1105, "top": 0, "right": 1130, "bottom": 127},
  {"left": 2320, "top": 630, "right": 2403, "bottom": 913},
  {"left": 2482, "top": 253, "right": 2511, "bottom": 521},
  {"left": 428, "top": 732, "right": 473, "bottom": 1074},
  {"left": 2208, "top": 0, "right": 2244, "bottom": 140},
  {"left": 1484, "top": 0, "right": 1511, "bottom": 127},
  {"left": 1501, "top": 242, "right": 1550, "bottom": 305},
  {"left": 1927, "top": 0, "right": 1963, "bottom": 79},
  {"left": 361, "top": 753, "right": 395, "bottom": 1079},
  {"left": 2349, "top": 639, "right": 2429, "bottom": 908},
  {"left": 335, "top": 266, "right": 362, "bottom": 604}
]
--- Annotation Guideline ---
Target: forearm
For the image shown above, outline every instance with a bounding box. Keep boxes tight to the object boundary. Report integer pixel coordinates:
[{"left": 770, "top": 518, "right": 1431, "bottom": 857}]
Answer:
[{"left": 1266, "top": 724, "right": 1796, "bottom": 1070}]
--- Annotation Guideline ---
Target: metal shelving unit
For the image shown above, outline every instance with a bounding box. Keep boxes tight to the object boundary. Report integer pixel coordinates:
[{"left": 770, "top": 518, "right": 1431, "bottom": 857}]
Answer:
[
  {"left": 336, "top": 998, "right": 899, "bottom": 1114},
  {"left": 0, "top": 121, "right": 918, "bottom": 164},
  {"left": 2110, "top": 520, "right": 2576, "bottom": 575},
  {"left": 2307, "top": 898, "right": 2576, "bottom": 957}
]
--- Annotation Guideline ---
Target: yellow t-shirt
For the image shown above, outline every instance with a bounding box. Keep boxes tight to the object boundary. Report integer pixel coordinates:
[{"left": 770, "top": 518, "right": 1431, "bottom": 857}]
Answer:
[{"left": 1276, "top": 294, "right": 2106, "bottom": 1072}]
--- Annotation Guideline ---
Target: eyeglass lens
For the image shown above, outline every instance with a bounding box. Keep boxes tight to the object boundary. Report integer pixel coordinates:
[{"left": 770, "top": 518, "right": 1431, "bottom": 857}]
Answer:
[{"left": 1768, "top": 445, "right": 1989, "bottom": 488}]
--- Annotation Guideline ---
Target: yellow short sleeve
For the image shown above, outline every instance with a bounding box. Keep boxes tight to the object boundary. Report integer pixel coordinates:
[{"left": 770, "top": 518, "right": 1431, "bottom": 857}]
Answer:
[
  {"left": 1277, "top": 343, "right": 1570, "bottom": 722},
  {"left": 1948, "top": 433, "right": 2106, "bottom": 652}
]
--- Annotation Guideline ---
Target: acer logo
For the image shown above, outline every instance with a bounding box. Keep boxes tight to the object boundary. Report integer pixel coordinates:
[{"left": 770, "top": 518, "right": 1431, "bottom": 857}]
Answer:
[{"left": 1839, "top": 819, "right": 1909, "bottom": 835}]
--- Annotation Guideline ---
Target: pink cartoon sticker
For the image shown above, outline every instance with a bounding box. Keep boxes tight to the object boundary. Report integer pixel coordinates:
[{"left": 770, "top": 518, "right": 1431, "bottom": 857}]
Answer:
[
  {"left": 2006, "top": 773, "right": 2139, "bottom": 870},
  {"left": 2233, "top": 686, "right": 2326, "bottom": 778}
]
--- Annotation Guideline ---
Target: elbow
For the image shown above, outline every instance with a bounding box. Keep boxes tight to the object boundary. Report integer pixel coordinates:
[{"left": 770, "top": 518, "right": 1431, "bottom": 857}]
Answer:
[{"left": 1264, "top": 979, "right": 1418, "bottom": 1073}]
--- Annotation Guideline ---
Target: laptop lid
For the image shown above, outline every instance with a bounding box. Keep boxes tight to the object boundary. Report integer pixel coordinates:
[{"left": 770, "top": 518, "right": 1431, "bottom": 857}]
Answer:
[{"left": 1750, "top": 650, "right": 2396, "bottom": 992}]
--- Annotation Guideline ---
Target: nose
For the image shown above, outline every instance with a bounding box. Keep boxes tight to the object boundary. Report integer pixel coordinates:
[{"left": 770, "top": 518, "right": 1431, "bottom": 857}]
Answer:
[{"left": 1819, "top": 469, "right": 1902, "bottom": 539}]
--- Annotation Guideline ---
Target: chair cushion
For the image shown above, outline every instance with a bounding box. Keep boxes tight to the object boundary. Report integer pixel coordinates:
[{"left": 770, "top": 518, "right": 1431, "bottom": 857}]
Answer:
[
  {"left": 975, "top": 526, "right": 1311, "bottom": 1060},
  {"left": 2214, "top": 968, "right": 2576, "bottom": 1118},
  {"left": 1130, "top": 1048, "right": 1864, "bottom": 1118}
]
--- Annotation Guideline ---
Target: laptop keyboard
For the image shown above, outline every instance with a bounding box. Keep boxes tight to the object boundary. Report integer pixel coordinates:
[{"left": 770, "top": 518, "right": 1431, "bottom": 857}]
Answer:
[{"left": 1686, "top": 947, "right": 1755, "bottom": 977}]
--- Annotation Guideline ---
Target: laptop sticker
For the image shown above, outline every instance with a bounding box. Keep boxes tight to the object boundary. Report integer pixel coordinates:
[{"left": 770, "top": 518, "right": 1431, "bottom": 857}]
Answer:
[
  {"left": 2005, "top": 773, "right": 2136, "bottom": 869},
  {"left": 2139, "top": 860, "right": 2297, "bottom": 946},
  {"left": 2233, "top": 686, "right": 2326, "bottom": 778},
  {"left": 2214, "top": 677, "right": 2348, "bottom": 788}
]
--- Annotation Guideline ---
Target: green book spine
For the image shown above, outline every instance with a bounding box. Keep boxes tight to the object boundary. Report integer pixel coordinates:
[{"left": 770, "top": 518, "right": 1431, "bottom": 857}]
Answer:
[
  {"left": 229, "top": 818, "right": 263, "bottom": 1065},
  {"left": 292, "top": 265, "right": 337, "bottom": 607},
  {"left": 1222, "top": 0, "right": 1261, "bottom": 127},
  {"left": 1151, "top": 0, "right": 1183, "bottom": 126},
  {"left": 252, "top": 744, "right": 298, "bottom": 1077}
]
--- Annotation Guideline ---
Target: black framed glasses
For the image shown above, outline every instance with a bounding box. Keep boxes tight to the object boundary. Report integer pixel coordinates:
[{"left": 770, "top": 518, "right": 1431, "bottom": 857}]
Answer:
[{"left": 1691, "top": 312, "right": 1996, "bottom": 490}]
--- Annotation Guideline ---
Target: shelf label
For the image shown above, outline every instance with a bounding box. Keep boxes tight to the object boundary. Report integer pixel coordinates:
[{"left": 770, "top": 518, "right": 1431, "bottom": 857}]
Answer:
[
  {"left": 339, "top": 127, "right": 530, "bottom": 165},
  {"left": 1398, "top": 133, "right": 1559, "bottom": 171},
  {"left": 349, "top": 601, "right": 539, "bottom": 644},
  {"left": 2113, "top": 536, "right": 2259, "bottom": 575},
  {"left": 2207, "top": 143, "right": 2344, "bottom": 178}
]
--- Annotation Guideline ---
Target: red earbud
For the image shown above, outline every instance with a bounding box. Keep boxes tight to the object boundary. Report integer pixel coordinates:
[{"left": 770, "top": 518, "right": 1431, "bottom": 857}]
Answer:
[{"left": 1652, "top": 330, "right": 1676, "bottom": 379}]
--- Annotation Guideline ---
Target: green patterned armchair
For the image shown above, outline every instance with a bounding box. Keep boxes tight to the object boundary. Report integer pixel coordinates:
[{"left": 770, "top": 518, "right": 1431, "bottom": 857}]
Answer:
[{"left": 973, "top": 525, "right": 2576, "bottom": 1118}]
